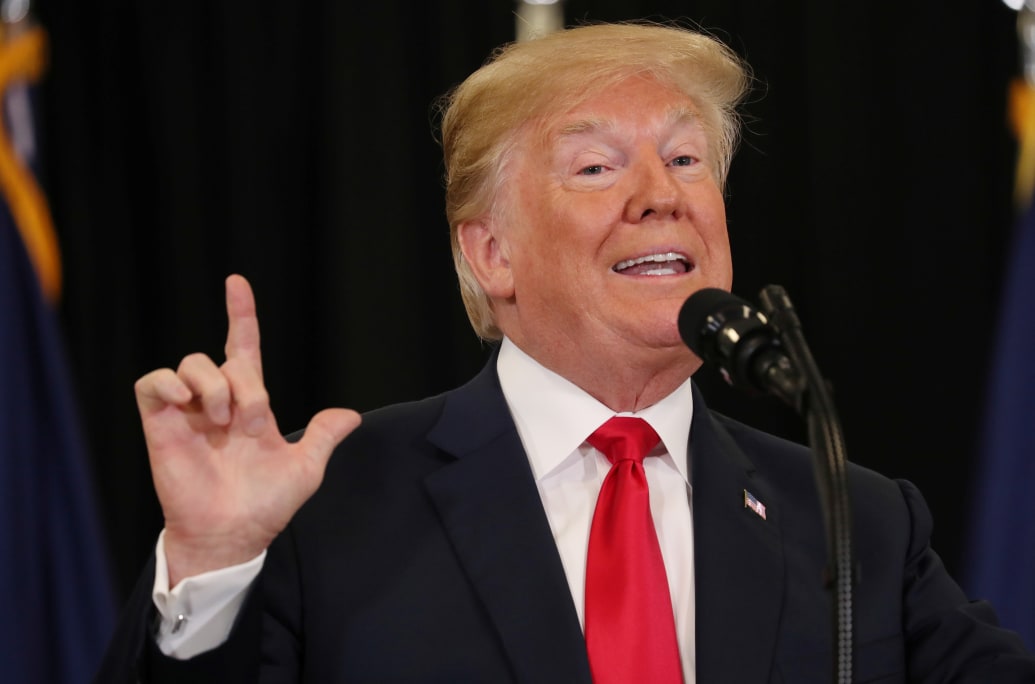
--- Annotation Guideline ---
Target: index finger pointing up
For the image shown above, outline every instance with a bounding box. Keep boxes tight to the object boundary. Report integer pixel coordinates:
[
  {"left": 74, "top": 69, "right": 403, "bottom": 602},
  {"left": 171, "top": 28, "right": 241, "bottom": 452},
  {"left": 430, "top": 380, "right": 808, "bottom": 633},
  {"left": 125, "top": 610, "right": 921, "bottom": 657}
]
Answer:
[{"left": 224, "top": 274, "right": 263, "bottom": 380}]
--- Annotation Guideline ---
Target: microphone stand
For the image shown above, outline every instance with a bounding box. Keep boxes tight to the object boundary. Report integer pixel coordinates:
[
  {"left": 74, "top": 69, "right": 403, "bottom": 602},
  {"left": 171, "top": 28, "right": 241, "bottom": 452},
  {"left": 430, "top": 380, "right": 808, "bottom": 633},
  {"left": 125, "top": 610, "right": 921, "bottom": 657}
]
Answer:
[{"left": 758, "top": 285, "right": 855, "bottom": 684}]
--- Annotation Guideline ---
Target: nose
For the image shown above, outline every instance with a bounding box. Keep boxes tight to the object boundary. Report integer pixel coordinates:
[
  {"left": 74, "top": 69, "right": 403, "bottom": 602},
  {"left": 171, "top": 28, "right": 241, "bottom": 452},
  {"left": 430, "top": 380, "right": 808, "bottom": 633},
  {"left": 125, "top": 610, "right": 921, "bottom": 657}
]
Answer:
[{"left": 623, "top": 159, "right": 682, "bottom": 223}]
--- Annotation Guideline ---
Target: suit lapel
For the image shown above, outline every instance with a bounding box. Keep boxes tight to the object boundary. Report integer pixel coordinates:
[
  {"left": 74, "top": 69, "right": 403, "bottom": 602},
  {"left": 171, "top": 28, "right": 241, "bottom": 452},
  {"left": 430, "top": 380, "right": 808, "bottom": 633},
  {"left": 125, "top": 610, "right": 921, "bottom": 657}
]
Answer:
[
  {"left": 419, "top": 362, "right": 787, "bottom": 683},
  {"left": 423, "top": 359, "right": 592, "bottom": 684},
  {"left": 691, "top": 386, "right": 785, "bottom": 683}
]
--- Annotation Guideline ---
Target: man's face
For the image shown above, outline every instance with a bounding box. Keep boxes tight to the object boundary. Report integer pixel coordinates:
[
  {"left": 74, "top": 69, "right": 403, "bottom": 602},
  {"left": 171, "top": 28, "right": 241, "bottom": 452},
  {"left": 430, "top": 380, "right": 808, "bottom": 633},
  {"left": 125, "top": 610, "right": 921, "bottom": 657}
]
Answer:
[{"left": 491, "top": 76, "right": 732, "bottom": 370}]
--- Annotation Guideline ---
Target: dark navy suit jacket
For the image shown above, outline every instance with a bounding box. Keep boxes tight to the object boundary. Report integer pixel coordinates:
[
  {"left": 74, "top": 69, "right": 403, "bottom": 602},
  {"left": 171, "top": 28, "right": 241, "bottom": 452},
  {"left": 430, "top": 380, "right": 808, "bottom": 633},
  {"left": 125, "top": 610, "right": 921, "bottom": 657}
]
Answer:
[{"left": 95, "top": 358, "right": 1034, "bottom": 683}]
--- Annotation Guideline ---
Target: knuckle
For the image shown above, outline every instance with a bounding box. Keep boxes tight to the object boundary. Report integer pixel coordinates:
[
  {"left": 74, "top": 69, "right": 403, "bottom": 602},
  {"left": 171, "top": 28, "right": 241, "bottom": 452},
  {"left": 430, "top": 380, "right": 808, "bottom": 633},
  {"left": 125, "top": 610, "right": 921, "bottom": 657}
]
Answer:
[
  {"left": 177, "top": 352, "right": 211, "bottom": 373},
  {"left": 133, "top": 377, "right": 151, "bottom": 399},
  {"left": 238, "top": 387, "right": 270, "bottom": 415},
  {"left": 201, "top": 379, "right": 231, "bottom": 404},
  {"left": 135, "top": 368, "right": 170, "bottom": 394}
]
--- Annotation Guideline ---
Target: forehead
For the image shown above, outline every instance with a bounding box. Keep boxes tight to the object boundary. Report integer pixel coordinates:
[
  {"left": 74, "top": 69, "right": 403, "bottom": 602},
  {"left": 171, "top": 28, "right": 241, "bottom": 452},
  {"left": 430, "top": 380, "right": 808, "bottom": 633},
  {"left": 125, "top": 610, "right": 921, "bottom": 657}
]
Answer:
[
  {"left": 539, "top": 78, "right": 704, "bottom": 147},
  {"left": 555, "top": 106, "right": 700, "bottom": 140}
]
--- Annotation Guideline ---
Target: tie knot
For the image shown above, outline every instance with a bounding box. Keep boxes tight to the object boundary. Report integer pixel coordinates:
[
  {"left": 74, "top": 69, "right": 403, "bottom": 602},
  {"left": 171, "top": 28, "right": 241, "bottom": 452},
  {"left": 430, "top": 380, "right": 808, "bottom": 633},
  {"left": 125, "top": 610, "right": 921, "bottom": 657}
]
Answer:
[{"left": 586, "top": 416, "right": 661, "bottom": 465}]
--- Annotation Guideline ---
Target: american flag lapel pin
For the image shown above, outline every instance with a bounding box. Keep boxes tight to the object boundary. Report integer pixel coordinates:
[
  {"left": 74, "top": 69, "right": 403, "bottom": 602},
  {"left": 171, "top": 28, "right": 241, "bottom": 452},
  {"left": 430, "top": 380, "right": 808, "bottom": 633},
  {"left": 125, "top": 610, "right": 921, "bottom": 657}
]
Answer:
[{"left": 743, "top": 489, "right": 767, "bottom": 520}]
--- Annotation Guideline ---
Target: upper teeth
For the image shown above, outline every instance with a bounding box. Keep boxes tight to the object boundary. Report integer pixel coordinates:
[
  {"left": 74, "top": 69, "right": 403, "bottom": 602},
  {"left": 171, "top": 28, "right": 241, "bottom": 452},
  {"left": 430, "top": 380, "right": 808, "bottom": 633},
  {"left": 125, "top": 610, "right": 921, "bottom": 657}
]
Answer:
[{"left": 613, "top": 252, "right": 688, "bottom": 271}]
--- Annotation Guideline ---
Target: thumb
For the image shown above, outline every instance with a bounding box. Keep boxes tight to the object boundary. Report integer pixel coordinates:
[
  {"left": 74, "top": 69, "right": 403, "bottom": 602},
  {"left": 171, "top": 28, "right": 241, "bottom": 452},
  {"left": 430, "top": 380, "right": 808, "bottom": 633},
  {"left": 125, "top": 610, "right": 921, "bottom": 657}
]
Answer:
[{"left": 297, "top": 408, "right": 362, "bottom": 472}]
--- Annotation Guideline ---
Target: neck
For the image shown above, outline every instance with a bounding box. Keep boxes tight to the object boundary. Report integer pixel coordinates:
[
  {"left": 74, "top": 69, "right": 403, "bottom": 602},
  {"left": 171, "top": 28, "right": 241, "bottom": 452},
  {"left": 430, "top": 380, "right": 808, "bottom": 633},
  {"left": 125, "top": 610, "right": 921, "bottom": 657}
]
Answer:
[{"left": 508, "top": 336, "right": 700, "bottom": 413}]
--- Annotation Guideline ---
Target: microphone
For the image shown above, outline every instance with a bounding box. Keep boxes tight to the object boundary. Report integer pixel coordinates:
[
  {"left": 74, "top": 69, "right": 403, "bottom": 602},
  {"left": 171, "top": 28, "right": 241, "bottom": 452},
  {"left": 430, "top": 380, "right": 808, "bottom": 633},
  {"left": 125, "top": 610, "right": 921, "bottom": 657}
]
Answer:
[
  {"left": 681, "top": 286, "right": 856, "bottom": 681},
  {"left": 677, "top": 288, "right": 802, "bottom": 406}
]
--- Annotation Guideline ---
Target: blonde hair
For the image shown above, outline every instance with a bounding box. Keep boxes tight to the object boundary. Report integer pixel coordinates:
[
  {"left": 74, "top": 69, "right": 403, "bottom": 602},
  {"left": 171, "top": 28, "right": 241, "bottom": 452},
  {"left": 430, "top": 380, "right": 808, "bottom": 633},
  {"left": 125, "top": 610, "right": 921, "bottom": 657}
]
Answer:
[{"left": 439, "top": 22, "right": 751, "bottom": 340}]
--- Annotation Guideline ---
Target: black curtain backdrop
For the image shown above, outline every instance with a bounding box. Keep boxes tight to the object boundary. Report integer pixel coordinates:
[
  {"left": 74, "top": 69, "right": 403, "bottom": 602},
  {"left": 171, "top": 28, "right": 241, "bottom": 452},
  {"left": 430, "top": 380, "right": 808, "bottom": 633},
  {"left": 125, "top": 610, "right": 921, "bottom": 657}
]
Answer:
[{"left": 35, "top": 0, "right": 1019, "bottom": 602}]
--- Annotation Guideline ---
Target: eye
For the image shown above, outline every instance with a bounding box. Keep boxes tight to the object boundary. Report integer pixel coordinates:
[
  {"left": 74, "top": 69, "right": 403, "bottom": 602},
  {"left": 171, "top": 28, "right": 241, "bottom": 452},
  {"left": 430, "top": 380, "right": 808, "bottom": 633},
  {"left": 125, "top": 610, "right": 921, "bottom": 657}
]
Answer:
[
  {"left": 669, "top": 155, "right": 696, "bottom": 167},
  {"left": 578, "top": 164, "right": 606, "bottom": 176}
]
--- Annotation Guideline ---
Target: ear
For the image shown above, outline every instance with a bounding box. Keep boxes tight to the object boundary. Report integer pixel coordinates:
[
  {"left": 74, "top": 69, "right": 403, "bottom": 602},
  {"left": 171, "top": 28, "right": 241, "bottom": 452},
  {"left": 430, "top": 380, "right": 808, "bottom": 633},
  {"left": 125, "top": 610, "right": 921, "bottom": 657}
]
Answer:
[{"left": 457, "top": 218, "right": 515, "bottom": 299}]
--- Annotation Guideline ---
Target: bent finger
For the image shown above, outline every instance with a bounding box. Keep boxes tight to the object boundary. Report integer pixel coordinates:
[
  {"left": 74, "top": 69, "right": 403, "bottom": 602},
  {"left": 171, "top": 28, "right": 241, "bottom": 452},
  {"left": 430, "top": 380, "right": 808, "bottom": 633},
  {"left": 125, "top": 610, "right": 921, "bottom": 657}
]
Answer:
[
  {"left": 177, "top": 352, "right": 232, "bottom": 426},
  {"left": 135, "top": 368, "right": 192, "bottom": 414}
]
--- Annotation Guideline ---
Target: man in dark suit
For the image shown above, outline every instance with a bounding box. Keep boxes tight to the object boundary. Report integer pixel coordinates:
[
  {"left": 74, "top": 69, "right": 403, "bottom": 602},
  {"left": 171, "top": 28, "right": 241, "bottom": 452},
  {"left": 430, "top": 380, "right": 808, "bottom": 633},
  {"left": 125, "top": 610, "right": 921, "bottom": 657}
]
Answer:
[{"left": 96, "top": 23, "right": 1034, "bottom": 683}]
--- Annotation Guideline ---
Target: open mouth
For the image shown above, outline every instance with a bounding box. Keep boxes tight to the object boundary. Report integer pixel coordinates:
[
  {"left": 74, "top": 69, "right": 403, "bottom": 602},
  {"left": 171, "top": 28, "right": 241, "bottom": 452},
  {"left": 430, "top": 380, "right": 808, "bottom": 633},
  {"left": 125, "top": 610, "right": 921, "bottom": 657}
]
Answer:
[{"left": 612, "top": 252, "right": 693, "bottom": 276}]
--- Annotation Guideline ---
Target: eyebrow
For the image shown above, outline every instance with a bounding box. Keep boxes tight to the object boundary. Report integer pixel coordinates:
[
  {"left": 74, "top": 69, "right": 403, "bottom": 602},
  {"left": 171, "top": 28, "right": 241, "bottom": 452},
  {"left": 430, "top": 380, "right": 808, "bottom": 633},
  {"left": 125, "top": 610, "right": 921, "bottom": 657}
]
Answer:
[{"left": 556, "top": 106, "right": 699, "bottom": 138}]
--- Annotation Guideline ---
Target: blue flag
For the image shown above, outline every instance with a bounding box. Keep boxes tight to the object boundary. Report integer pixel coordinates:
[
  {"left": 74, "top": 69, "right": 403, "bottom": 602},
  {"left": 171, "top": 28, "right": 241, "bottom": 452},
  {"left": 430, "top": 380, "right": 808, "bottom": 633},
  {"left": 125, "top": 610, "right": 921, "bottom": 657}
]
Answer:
[
  {"left": 966, "top": 194, "right": 1035, "bottom": 650},
  {"left": 0, "top": 22, "right": 116, "bottom": 684}
]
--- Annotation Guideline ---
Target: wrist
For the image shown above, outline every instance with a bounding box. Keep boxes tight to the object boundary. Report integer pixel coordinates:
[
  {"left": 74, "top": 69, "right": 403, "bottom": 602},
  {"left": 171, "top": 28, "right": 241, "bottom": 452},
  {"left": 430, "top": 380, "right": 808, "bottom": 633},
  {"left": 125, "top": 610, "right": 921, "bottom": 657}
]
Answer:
[{"left": 162, "top": 528, "right": 269, "bottom": 588}]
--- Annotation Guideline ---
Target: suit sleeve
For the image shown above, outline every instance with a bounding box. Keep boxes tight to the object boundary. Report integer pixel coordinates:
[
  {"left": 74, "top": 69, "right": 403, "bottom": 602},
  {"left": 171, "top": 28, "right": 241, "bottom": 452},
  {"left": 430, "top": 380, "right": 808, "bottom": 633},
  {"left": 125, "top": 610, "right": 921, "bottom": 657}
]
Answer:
[
  {"left": 93, "top": 525, "right": 305, "bottom": 684},
  {"left": 897, "top": 479, "right": 1035, "bottom": 682}
]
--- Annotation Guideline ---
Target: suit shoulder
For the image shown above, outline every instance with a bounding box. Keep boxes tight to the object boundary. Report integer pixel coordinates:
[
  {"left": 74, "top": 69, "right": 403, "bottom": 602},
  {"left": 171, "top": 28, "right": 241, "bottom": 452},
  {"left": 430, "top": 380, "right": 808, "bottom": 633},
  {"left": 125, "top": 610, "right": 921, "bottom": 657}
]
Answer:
[
  {"left": 710, "top": 410, "right": 910, "bottom": 512},
  {"left": 355, "top": 392, "right": 449, "bottom": 442},
  {"left": 710, "top": 410, "right": 810, "bottom": 461}
]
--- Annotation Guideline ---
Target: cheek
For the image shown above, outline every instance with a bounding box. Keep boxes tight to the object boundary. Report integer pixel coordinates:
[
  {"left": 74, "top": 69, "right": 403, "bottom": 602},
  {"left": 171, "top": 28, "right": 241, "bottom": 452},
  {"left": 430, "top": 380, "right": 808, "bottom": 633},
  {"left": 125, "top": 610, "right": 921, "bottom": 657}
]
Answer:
[
  {"left": 697, "top": 187, "right": 729, "bottom": 242},
  {"left": 548, "top": 195, "right": 621, "bottom": 260},
  {"left": 696, "top": 192, "right": 733, "bottom": 285},
  {"left": 708, "top": 227, "right": 733, "bottom": 285},
  {"left": 525, "top": 204, "right": 595, "bottom": 264},
  {"left": 698, "top": 181, "right": 727, "bottom": 222},
  {"left": 704, "top": 215, "right": 731, "bottom": 255}
]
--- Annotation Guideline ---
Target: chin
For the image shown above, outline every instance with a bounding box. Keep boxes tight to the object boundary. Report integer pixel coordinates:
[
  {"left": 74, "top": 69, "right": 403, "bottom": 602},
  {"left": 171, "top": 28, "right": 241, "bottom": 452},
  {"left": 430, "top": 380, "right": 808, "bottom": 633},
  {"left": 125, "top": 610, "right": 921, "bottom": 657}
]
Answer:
[{"left": 635, "top": 321, "right": 688, "bottom": 354}]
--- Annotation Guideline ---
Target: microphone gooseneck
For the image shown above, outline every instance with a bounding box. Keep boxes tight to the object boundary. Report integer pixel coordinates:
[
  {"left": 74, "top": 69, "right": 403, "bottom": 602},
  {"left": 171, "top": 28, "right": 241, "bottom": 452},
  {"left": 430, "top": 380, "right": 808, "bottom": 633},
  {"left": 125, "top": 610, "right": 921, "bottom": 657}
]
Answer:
[{"left": 679, "top": 285, "right": 855, "bottom": 684}]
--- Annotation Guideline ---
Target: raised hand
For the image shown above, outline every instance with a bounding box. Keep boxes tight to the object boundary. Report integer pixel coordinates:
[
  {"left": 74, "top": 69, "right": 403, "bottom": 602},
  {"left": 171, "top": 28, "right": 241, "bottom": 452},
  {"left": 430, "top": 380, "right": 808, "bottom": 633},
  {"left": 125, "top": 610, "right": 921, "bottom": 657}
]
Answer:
[{"left": 134, "top": 274, "right": 361, "bottom": 587}]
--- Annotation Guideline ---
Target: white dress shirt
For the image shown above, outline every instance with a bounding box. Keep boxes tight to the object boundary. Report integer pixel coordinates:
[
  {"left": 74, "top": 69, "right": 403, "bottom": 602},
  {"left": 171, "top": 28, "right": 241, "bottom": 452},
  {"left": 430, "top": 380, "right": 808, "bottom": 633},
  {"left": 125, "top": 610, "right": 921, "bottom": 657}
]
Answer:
[
  {"left": 151, "top": 529, "right": 265, "bottom": 658},
  {"left": 497, "top": 338, "right": 696, "bottom": 681},
  {"left": 153, "top": 337, "right": 697, "bottom": 680}
]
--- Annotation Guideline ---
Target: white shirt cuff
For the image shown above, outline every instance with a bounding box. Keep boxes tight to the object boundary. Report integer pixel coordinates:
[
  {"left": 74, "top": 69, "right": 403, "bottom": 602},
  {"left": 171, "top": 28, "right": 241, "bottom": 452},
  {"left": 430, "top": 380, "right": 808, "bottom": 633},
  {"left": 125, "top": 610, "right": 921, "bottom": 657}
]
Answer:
[{"left": 151, "top": 529, "right": 266, "bottom": 659}]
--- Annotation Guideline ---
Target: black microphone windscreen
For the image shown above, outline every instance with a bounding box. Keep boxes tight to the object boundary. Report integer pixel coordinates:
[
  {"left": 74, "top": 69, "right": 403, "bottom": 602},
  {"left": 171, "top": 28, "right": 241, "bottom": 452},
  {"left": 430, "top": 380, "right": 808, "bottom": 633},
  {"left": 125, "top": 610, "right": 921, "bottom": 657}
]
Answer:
[{"left": 677, "top": 287, "right": 746, "bottom": 358}]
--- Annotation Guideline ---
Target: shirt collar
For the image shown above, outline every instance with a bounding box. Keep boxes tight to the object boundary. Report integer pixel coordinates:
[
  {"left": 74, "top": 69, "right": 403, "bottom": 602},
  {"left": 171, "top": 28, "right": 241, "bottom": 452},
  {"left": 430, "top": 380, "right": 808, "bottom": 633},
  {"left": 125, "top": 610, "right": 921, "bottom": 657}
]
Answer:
[{"left": 496, "top": 337, "right": 694, "bottom": 485}]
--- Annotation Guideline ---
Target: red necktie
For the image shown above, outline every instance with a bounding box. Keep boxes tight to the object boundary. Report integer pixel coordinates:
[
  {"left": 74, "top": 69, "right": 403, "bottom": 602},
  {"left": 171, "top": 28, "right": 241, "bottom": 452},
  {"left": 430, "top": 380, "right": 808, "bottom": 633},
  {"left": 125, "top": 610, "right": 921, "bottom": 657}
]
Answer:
[{"left": 584, "top": 417, "right": 684, "bottom": 684}]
